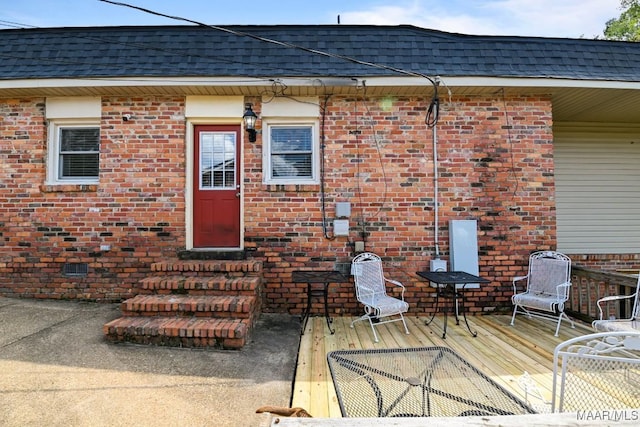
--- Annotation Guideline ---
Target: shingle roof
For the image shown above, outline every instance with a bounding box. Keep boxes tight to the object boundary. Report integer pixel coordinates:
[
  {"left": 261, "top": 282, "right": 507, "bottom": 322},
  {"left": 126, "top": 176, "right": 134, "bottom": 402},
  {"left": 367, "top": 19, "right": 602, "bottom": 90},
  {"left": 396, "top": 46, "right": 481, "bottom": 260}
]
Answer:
[{"left": 1, "top": 24, "right": 639, "bottom": 82}]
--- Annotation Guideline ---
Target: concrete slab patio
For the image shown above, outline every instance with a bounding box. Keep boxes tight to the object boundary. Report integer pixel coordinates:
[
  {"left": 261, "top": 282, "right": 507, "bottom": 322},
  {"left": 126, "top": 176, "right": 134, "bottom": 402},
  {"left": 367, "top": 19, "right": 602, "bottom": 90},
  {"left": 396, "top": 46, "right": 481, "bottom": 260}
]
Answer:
[{"left": 0, "top": 297, "right": 300, "bottom": 427}]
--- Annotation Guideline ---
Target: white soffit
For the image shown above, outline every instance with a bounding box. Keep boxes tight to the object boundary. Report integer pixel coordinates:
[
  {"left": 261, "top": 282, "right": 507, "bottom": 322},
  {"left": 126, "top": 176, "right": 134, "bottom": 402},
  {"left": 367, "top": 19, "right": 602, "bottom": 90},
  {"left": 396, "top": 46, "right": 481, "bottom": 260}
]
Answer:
[
  {"left": 4, "top": 75, "right": 640, "bottom": 90},
  {"left": 360, "top": 76, "right": 640, "bottom": 90}
]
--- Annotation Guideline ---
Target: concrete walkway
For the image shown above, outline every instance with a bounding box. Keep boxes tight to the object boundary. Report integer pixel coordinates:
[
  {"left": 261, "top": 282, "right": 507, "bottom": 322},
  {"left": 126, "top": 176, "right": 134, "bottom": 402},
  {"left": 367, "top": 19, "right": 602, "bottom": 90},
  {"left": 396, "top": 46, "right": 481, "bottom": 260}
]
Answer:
[{"left": 0, "top": 297, "right": 300, "bottom": 427}]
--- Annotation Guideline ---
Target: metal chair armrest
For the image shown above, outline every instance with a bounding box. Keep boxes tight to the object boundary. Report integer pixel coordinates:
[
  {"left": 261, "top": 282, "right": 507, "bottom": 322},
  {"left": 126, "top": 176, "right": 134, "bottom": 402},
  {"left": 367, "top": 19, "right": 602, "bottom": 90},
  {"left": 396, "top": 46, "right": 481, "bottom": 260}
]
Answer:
[
  {"left": 385, "top": 278, "right": 404, "bottom": 288},
  {"left": 597, "top": 293, "right": 636, "bottom": 304},
  {"left": 512, "top": 275, "right": 528, "bottom": 283},
  {"left": 512, "top": 275, "right": 528, "bottom": 293},
  {"left": 556, "top": 282, "right": 572, "bottom": 294},
  {"left": 596, "top": 293, "right": 637, "bottom": 319},
  {"left": 385, "top": 278, "right": 405, "bottom": 298}
]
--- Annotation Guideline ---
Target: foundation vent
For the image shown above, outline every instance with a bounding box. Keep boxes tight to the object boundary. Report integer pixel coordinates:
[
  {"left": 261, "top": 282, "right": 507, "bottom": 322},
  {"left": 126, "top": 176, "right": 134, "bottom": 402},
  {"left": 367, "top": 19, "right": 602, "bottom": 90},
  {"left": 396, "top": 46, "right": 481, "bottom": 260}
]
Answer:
[{"left": 63, "top": 262, "right": 89, "bottom": 277}]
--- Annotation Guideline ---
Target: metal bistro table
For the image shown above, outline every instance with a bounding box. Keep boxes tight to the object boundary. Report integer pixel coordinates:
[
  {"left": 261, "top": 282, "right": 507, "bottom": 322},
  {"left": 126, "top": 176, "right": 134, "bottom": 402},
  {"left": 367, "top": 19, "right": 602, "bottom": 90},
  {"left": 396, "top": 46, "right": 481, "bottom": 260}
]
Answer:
[
  {"left": 292, "top": 270, "right": 346, "bottom": 335},
  {"left": 327, "top": 347, "right": 536, "bottom": 418},
  {"left": 417, "top": 271, "right": 490, "bottom": 339}
]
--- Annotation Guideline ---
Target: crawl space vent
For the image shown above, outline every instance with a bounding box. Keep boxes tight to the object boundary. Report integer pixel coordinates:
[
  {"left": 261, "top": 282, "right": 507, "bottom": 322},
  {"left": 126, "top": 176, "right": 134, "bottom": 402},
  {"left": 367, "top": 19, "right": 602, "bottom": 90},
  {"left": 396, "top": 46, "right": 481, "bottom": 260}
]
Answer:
[{"left": 63, "top": 262, "right": 89, "bottom": 277}]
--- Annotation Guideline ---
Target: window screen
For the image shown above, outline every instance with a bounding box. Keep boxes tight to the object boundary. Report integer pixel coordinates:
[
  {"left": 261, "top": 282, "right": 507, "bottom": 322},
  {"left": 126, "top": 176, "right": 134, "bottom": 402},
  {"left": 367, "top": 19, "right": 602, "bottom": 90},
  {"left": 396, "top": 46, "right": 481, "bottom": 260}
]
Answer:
[
  {"left": 59, "top": 127, "right": 99, "bottom": 179},
  {"left": 270, "top": 126, "right": 313, "bottom": 179}
]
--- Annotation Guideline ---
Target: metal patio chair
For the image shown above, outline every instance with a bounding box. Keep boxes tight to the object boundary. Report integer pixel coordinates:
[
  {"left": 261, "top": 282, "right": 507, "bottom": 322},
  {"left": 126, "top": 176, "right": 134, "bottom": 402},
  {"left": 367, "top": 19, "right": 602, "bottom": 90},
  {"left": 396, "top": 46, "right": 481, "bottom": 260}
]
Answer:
[
  {"left": 592, "top": 274, "right": 640, "bottom": 333},
  {"left": 350, "top": 252, "right": 409, "bottom": 343},
  {"left": 511, "top": 251, "right": 574, "bottom": 336},
  {"left": 552, "top": 331, "right": 640, "bottom": 412}
]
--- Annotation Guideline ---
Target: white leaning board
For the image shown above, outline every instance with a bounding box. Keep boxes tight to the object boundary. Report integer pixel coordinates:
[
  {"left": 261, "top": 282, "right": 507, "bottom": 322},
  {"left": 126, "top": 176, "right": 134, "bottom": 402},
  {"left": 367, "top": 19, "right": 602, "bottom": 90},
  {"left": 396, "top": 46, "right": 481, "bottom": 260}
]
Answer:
[{"left": 449, "top": 220, "right": 479, "bottom": 289}]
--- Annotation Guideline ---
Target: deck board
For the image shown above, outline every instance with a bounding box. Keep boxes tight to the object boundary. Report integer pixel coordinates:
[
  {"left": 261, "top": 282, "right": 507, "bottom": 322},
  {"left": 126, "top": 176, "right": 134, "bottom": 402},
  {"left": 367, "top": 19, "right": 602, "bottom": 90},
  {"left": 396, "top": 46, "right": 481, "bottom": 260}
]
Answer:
[
  {"left": 309, "top": 318, "right": 328, "bottom": 417},
  {"left": 292, "top": 314, "right": 595, "bottom": 418}
]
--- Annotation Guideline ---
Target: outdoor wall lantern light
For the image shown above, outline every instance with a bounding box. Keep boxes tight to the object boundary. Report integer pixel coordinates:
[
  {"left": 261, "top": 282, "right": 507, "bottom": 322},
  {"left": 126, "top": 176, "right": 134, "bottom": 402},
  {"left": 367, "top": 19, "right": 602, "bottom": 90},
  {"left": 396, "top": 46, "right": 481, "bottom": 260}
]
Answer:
[{"left": 243, "top": 103, "right": 258, "bottom": 142}]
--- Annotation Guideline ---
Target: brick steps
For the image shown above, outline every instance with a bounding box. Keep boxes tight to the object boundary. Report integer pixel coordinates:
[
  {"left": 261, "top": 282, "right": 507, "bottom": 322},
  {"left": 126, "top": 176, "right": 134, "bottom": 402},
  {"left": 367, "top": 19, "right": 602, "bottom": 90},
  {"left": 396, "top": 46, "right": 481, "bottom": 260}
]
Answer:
[
  {"left": 120, "top": 294, "right": 256, "bottom": 318},
  {"left": 103, "top": 316, "right": 250, "bottom": 349},
  {"left": 138, "top": 275, "right": 260, "bottom": 296},
  {"left": 151, "top": 260, "right": 262, "bottom": 274},
  {"left": 103, "top": 260, "right": 263, "bottom": 350}
]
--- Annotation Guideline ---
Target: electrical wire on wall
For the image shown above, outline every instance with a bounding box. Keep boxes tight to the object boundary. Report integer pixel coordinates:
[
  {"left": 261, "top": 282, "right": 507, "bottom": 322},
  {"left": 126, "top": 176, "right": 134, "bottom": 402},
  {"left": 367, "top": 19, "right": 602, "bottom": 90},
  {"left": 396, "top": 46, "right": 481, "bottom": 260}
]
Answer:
[
  {"left": 354, "top": 80, "right": 392, "bottom": 249},
  {"left": 354, "top": 82, "right": 365, "bottom": 246},
  {"left": 426, "top": 81, "right": 440, "bottom": 128},
  {"left": 426, "top": 79, "right": 455, "bottom": 260},
  {"left": 255, "top": 80, "right": 337, "bottom": 241},
  {"left": 319, "top": 93, "right": 336, "bottom": 240},
  {"left": 428, "top": 79, "right": 442, "bottom": 258},
  {"left": 497, "top": 88, "right": 521, "bottom": 203},
  {"left": 274, "top": 79, "right": 443, "bottom": 248}
]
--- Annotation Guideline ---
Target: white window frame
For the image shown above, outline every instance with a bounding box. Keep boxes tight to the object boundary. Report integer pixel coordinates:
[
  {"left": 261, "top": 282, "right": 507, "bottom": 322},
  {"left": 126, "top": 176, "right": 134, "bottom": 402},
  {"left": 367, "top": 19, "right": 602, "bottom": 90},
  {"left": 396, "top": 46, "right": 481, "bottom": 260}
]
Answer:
[
  {"left": 262, "top": 119, "right": 320, "bottom": 184},
  {"left": 46, "top": 119, "right": 100, "bottom": 185}
]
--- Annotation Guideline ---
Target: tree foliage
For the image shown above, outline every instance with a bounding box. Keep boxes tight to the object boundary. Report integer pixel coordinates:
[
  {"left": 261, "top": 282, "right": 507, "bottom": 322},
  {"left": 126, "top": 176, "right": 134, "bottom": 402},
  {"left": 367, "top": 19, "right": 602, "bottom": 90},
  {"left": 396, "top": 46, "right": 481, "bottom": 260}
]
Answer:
[{"left": 604, "top": 0, "right": 640, "bottom": 41}]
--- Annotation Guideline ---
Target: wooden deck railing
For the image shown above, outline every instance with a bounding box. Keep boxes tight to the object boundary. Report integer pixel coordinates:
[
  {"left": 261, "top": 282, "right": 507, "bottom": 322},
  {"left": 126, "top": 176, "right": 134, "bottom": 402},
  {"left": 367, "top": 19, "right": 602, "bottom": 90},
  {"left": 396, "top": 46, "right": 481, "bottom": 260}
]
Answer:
[{"left": 566, "top": 265, "right": 638, "bottom": 323}]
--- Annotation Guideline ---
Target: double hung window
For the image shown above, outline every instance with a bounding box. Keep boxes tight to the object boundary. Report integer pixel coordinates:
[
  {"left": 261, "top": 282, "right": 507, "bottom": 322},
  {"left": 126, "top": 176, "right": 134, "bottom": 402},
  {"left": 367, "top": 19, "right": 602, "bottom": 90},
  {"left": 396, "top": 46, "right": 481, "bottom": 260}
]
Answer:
[
  {"left": 48, "top": 121, "right": 100, "bottom": 183},
  {"left": 264, "top": 122, "right": 318, "bottom": 184}
]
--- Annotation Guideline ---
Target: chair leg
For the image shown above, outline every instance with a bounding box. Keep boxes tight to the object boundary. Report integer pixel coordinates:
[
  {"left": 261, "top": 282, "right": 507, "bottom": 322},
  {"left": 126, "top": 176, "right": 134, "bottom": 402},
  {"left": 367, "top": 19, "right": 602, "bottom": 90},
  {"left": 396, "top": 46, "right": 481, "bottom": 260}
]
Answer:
[
  {"left": 350, "top": 313, "right": 370, "bottom": 328},
  {"left": 352, "top": 311, "right": 411, "bottom": 343},
  {"left": 368, "top": 317, "right": 380, "bottom": 343},
  {"left": 554, "top": 312, "right": 575, "bottom": 337},
  {"left": 399, "top": 313, "right": 410, "bottom": 335},
  {"left": 510, "top": 304, "right": 519, "bottom": 326},
  {"left": 351, "top": 313, "right": 380, "bottom": 342}
]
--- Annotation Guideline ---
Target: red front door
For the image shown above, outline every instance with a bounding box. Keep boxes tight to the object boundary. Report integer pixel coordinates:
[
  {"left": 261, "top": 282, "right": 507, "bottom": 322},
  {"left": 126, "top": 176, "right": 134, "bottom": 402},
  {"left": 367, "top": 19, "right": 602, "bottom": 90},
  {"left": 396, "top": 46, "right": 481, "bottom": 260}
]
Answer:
[{"left": 193, "top": 125, "right": 241, "bottom": 248}]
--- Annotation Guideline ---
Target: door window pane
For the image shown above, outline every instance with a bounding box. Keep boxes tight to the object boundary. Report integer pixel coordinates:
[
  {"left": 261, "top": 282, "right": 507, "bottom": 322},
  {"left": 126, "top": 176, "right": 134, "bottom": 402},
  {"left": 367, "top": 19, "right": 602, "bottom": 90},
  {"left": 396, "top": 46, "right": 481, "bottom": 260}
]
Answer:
[{"left": 200, "top": 132, "right": 236, "bottom": 189}]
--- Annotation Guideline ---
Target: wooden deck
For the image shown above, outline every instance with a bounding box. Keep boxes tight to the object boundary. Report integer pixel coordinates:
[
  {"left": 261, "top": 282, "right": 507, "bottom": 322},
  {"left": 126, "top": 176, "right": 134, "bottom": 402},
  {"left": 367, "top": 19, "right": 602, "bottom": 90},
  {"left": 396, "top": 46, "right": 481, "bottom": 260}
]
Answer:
[{"left": 292, "top": 313, "right": 595, "bottom": 418}]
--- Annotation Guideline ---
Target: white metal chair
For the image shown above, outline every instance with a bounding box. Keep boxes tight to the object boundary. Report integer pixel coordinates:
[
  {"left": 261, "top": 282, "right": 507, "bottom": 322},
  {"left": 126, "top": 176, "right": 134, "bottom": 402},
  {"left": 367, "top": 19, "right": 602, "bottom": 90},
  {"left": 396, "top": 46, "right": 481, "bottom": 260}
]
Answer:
[
  {"left": 592, "top": 274, "right": 640, "bottom": 332},
  {"left": 511, "top": 251, "right": 574, "bottom": 336},
  {"left": 350, "top": 252, "right": 409, "bottom": 343},
  {"left": 552, "top": 331, "right": 640, "bottom": 412}
]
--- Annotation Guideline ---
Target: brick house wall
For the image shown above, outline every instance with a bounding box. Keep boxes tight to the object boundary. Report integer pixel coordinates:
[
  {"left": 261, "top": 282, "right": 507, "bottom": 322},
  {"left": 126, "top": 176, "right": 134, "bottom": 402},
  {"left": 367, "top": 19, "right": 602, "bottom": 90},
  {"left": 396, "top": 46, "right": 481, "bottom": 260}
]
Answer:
[
  {"left": 1, "top": 92, "right": 614, "bottom": 315},
  {"left": 1, "top": 96, "right": 186, "bottom": 300},
  {"left": 248, "top": 95, "right": 558, "bottom": 316}
]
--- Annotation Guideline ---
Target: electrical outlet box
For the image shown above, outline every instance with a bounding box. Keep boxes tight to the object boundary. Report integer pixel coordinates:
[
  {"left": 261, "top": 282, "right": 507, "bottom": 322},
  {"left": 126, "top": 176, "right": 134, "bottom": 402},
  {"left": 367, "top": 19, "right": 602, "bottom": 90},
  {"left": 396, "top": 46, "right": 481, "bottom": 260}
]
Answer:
[
  {"left": 429, "top": 258, "right": 447, "bottom": 289},
  {"left": 334, "top": 219, "right": 349, "bottom": 236},
  {"left": 335, "top": 202, "right": 351, "bottom": 218},
  {"left": 430, "top": 258, "right": 447, "bottom": 272},
  {"left": 354, "top": 241, "right": 365, "bottom": 252}
]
